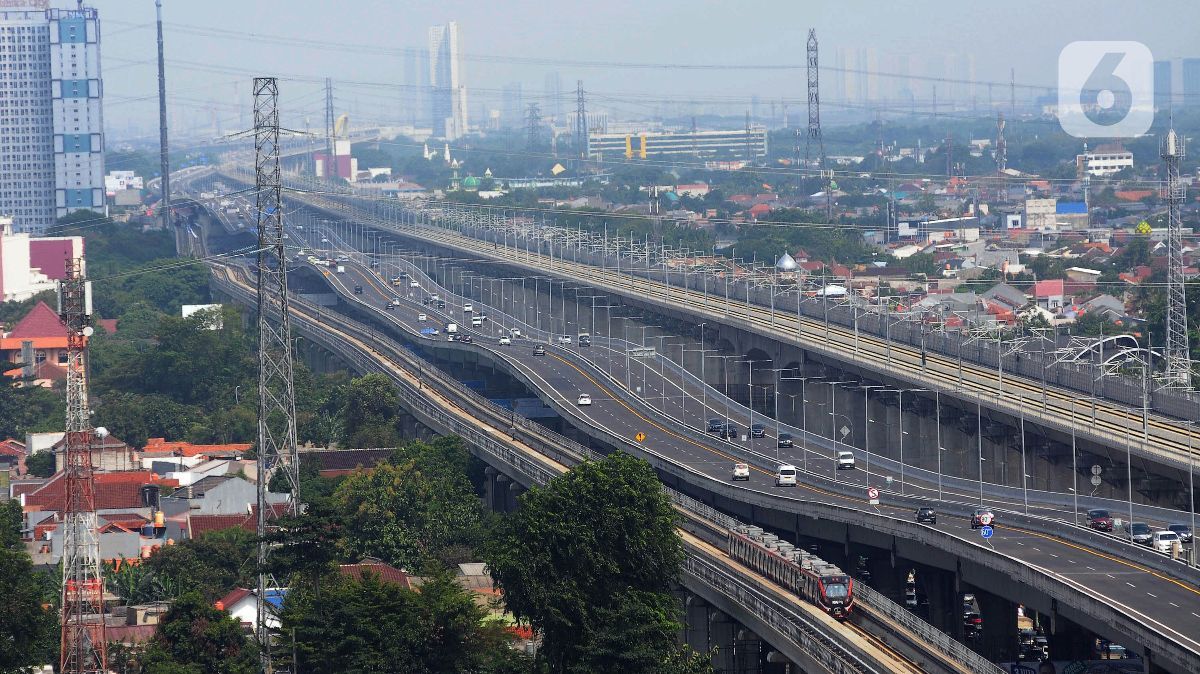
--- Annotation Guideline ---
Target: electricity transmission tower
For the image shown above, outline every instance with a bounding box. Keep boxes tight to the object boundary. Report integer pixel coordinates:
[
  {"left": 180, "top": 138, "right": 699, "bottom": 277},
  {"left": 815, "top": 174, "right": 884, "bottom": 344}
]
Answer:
[
  {"left": 155, "top": 0, "right": 170, "bottom": 230},
  {"left": 804, "top": 28, "right": 824, "bottom": 169},
  {"left": 1162, "top": 126, "right": 1191, "bottom": 386},
  {"left": 324, "top": 77, "right": 334, "bottom": 174},
  {"left": 59, "top": 260, "right": 107, "bottom": 674},
  {"left": 252, "top": 77, "right": 301, "bottom": 671},
  {"left": 526, "top": 102, "right": 542, "bottom": 151},
  {"left": 575, "top": 80, "right": 587, "bottom": 159}
]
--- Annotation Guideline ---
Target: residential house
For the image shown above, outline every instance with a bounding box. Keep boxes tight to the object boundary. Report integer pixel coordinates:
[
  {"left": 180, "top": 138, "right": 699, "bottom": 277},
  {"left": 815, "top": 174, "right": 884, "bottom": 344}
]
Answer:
[
  {"left": 1081, "top": 294, "right": 1126, "bottom": 321},
  {"left": 982, "top": 283, "right": 1028, "bottom": 312},
  {"left": 215, "top": 587, "right": 286, "bottom": 633},
  {"left": 300, "top": 447, "right": 392, "bottom": 478},
  {"left": 1032, "top": 279, "right": 1067, "bottom": 310},
  {"left": 52, "top": 433, "right": 137, "bottom": 473},
  {"left": 160, "top": 475, "right": 282, "bottom": 517}
]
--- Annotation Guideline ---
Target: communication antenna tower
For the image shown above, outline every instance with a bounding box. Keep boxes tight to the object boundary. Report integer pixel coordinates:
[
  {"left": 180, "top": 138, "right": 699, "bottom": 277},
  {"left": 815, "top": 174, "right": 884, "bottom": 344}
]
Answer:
[
  {"left": 1162, "top": 126, "right": 1191, "bottom": 386},
  {"left": 526, "top": 102, "right": 542, "bottom": 151},
  {"left": 59, "top": 260, "right": 106, "bottom": 674},
  {"left": 253, "top": 77, "right": 301, "bottom": 671},
  {"left": 804, "top": 29, "right": 824, "bottom": 170},
  {"left": 155, "top": 0, "right": 170, "bottom": 230}
]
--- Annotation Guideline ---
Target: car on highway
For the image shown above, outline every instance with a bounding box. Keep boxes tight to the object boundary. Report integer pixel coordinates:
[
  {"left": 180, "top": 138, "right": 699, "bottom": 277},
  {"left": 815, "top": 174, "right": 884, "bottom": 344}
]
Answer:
[
  {"left": 576, "top": 393, "right": 592, "bottom": 406},
  {"left": 1151, "top": 529, "right": 1181, "bottom": 554},
  {"left": 335, "top": 255, "right": 349, "bottom": 262},
  {"left": 498, "top": 336, "right": 511, "bottom": 346},
  {"left": 369, "top": 260, "right": 379, "bottom": 269},
  {"left": 436, "top": 301, "right": 446, "bottom": 309},
  {"left": 719, "top": 423, "right": 739, "bottom": 440},
  {"left": 320, "top": 237, "right": 329, "bottom": 243},
  {"left": 915, "top": 507, "right": 937, "bottom": 524},
  {"left": 836, "top": 451, "right": 855, "bottom": 470},
  {"left": 458, "top": 334, "right": 473, "bottom": 344},
  {"left": 707, "top": 418, "right": 724, "bottom": 433},
  {"left": 777, "top": 432, "right": 794, "bottom": 448},
  {"left": 557, "top": 335, "right": 572, "bottom": 345},
  {"left": 533, "top": 345, "right": 546, "bottom": 356},
  {"left": 392, "top": 276, "right": 403, "bottom": 286},
  {"left": 398, "top": 272, "right": 408, "bottom": 279},
  {"left": 775, "top": 464, "right": 797, "bottom": 487},
  {"left": 409, "top": 280, "right": 419, "bottom": 288},
  {"left": 471, "top": 316, "right": 484, "bottom": 327},
  {"left": 510, "top": 328, "right": 521, "bottom": 338},
  {"left": 1167, "top": 523, "right": 1193, "bottom": 543},
  {"left": 1125, "top": 521, "right": 1153, "bottom": 545},
  {"left": 578, "top": 333, "right": 592, "bottom": 346},
  {"left": 354, "top": 285, "right": 363, "bottom": 295},
  {"left": 463, "top": 303, "right": 473, "bottom": 313},
  {"left": 731, "top": 463, "right": 750, "bottom": 481},
  {"left": 418, "top": 313, "right": 427, "bottom": 321},
  {"left": 970, "top": 508, "right": 994, "bottom": 530},
  {"left": 750, "top": 423, "right": 765, "bottom": 438},
  {"left": 1086, "top": 508, "right": 1114, "bottom": 532}
]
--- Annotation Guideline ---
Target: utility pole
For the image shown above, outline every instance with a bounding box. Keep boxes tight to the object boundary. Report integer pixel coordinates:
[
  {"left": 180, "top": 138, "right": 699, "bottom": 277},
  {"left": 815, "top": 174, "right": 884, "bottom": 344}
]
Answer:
[
  {"left": 59, "top": 260, "right": 106, "bottom": 674},
  {"left": 945, "top": 134, "right": 953, "bottom": 178},
  {"left": 526, "top": 102, "right": 542, "bottom": 151},
  {"left": 575, "top": 80, "right": 587, "bottom": 160},
  {"left": 155, "top": 0, "right": 170, "bottom": 230},
  {"left": 1162, "top": 125, "right": 1191, "bottom": 386},
  {"left": 323, "top": 77, "right": 334, "bottom": 177},
  {"left": 253, "top": 77, "right": 301, "bottom": 672},
  {"left": 1010, "top": 68, "right": 1016, "bottom": 118}
]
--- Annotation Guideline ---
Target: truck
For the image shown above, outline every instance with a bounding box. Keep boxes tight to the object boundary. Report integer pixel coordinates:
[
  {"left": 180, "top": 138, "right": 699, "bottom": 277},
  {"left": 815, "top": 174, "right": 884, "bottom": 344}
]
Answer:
[
  {"left": 446, "top": 323, "right": 458, "bottom": 335},
  {"left": 336, "top": 265, "right": 345, "bottom": 274}
]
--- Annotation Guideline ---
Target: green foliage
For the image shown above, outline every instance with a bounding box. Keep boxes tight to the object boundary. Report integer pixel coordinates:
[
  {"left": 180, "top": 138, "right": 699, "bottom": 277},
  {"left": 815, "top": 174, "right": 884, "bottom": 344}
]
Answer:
[
  {"left": 334, "top": 440, "right": 485, "bottom": 570},
  {"left": 280, "top": 568, "right": 529, "bottom": 674},
  {"left": 483, "top": 452, "right": 701, "bottom": 673},
  {"left": 143, "top": 528, "right": 257, "bottom": 602},
  {"left": 0, "top": 382, "right": 61, "bottom": 441},
  {"left": 0, "top": 501, "right": 57, "bottom": 673},
  {"left": 0, "top": 290, "right": 56, "bottom": 327},
  {"left": 342, "top": 373, "right": 401, "bottom": 447},
  {"left": 24, "top": 451, "right": 56, "bottom": 478},
  {"left": 733, "top": 209, "right": 870, "bottom": 265},
  {"left": 141, "top": 592, "right": 258, "bottom": 674}
]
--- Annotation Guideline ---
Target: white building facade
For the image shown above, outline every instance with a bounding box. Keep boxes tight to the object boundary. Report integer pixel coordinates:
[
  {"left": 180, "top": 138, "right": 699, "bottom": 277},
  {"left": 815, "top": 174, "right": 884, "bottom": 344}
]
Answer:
[
  {"left": 0, "top": 3, "right": 104, "bottom": 234},
  {"left": 428, "top": 21, "right": 466, "bottom": 140}
]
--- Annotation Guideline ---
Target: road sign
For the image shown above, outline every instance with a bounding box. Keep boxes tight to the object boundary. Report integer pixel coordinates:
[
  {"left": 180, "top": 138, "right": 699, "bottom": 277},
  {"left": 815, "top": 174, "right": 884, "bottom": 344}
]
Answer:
[
  {"left": 867, "top": 487, "right": 880, "bottom": 505},
  {"left": 627, "top": 347, "right": 657, "bottom": 359},
  {"left": 1090, "top": 475, "right": 1103, "bottom": 487},
  {"left": 635, "top": 432, "right": 646, "bottom": 443},
  {"left": 1091, "top": 465, "right": 1103, "bottom": 476},
  {"left": 980, "top": 525, "right": 994, "bottom": 539},
  {"left": 979, "top": 513, "right": 993, "bottom": 526},
  {"left": 839, "top": 425, "right": 850, "bottom": 439}
]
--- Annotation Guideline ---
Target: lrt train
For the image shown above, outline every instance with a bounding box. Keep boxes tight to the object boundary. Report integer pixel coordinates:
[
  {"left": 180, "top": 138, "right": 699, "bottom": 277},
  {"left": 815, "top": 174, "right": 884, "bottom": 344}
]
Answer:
[{"left": 727, "top": 526, "right": 855, "bottom": 620}]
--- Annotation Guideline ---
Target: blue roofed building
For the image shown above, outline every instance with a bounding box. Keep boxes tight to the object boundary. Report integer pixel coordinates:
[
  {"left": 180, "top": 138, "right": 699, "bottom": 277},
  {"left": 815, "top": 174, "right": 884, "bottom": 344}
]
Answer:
[{"left": 1055, "top": 201, "right": 1089, "bottom": 230}]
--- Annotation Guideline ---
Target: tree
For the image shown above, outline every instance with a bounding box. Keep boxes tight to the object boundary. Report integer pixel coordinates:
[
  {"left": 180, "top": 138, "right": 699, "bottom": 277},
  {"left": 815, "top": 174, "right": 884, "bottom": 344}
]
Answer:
[
  {"left": 342, "top": 374, "right": 401, "bottom": 448},
  {"left": 143, "top": 528, "right": 257, "bottom": 602},
  {"left": 0, "top": 501, "right": 57, "bottom": 673},
  {"left": 483, "top": 452, "right": 704, "bottom": 673},
  {"left": 334, "top": 447, "right": 484, "bottom": 570},
  {"left": 141, "top": 592, "right": 258, "bottom": 674},
  {"left": 25, "top": 451, "right": 55, "bottom": 478}
]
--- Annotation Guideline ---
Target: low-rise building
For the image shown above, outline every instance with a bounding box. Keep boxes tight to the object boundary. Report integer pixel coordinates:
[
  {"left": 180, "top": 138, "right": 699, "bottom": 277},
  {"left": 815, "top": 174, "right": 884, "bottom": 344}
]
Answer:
[{"left": 1076, "top": 145, "right": 1133, "bottom": 177}]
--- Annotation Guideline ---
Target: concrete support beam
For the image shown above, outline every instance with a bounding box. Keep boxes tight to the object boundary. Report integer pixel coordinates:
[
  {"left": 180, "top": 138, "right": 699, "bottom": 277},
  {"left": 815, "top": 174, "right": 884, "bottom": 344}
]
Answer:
[{"left": 976, "top": 589, "right": 1019, "bottom": 663}]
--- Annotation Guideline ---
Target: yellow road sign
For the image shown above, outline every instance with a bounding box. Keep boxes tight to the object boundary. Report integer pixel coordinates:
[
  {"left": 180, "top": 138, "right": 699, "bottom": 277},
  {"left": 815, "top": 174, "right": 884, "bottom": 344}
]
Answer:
[{"left": 635, "top": 432, "right": 646, "bottom": 443}]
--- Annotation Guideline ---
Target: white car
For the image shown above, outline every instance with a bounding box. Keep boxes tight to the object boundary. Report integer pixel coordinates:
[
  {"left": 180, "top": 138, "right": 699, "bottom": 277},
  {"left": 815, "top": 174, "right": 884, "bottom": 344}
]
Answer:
[
  {"left": 498, "top": 336, "right": 512, "bottom": 345},
  {"left": 510, "top": 328, "right": 521, "bottom": 338},
  {"left": 576, "top": 393, "right": 592, "bottom": 406},
  {"left": 732, "top": 463, "right": 750, "bottom": 481},
  {"left": 417, "top": 313, "right": 428, "bottom": 321},
  {"left": 558, "top": 335, "right": 572, "bottom": 345},
  {"left": 409, "top": 280, "right": 420, "bottom": 288},
  {"left": 775, "top": 464, "right": 798, "bottom": 487},
  {"left": 463, "top": 303, "right": 474, "bottom": 313},
  {"left": 837, "top": 451, "right": 856, "bottom": 470},
  {"left": 1150, "top": 530, "right": 1181, "bottom": 554}
]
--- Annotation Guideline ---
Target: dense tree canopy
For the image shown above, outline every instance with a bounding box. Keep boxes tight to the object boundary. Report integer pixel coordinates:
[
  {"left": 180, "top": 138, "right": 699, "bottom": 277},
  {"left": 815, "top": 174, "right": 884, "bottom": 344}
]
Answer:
[
  {"left": 140, "top": 592, "right": 258, "bottom": 674},
  {"left": 484, "top": 452, "right": 704, "bottom": 673},
  {"left": 0, "top": 501, "right": 57, "bottom": 674},
  {"left": 143, "top": 528, "right": 257, "bottom": 602}
]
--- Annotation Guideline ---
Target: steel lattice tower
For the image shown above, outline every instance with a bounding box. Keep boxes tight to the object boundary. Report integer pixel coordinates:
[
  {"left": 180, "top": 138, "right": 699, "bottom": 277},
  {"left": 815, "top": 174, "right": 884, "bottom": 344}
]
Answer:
[
  {"left": 804, "top": 29, "right": 824, "bottom": 169},
  {"left": 995, "top": 112, "right": 1006, "bottom": 173},
  {"left": 1162, "top": 127, "right": 1191, "bottom": 386},
  {"left": 526, "top": 102, "right": 542, "bottom": 151},
  {"left": 155, "top": 0, "right": 171, "bottom": 230},
  {"left": 253, "top": 77, "right": 300, "bottom": 671},
  {"left": 323, "top": 77, "right": 334, "bottom": 176},
  {"left": 575, "top": 80, "right": 587, "bottom": 159},
  {"left": 59, "top": 260, "right": 106, "bottom": 674}
]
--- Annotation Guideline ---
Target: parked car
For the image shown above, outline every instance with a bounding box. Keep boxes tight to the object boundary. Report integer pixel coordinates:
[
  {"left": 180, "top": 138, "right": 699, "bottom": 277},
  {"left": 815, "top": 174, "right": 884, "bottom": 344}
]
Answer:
[
  {"left": 1150, "top": 529, "right": 1181, "bottom": 554},
  {"left": 498, "top": 336, "right": 512, "bottom": 346},
  {"left": 777, "top": 432, "right": 794, "bottom": 448},
  {"left": 731, "top": 463, "right": 750, "bottom": 481},
  {"left": 915, "top": 507, "right": 937, "bottom": 524},
  {"left": 750, "top": 423, "right": 765, "bottom": 438},
  {"left": 576, "top": 393, "right": 592, "bottom": 406},
  {"left": 970, "top": 508, "right": 995, "bottom": 530},
  {"left": 533, "top": 345, "right": 546, "bottom": 356},
  {"left": 1167, "top": 523, "right": 1193, "bottom": 543},
  {"left": 1125, "top": 522, "right": 1153, "bottom": 545},
  {"left": 1086, "top": 508, "right": 1114, "bottom": 532}
]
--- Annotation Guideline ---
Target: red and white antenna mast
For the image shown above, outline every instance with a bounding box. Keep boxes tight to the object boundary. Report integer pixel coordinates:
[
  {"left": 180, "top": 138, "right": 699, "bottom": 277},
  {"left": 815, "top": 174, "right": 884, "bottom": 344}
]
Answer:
[{"left": 59, "top": 258, "right": 107, "bottom": 674}]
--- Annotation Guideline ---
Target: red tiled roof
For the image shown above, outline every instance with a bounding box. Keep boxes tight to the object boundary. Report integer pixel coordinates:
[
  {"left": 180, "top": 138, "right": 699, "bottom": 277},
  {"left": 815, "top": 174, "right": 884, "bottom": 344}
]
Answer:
[
  {"left": 1032, "top": 279, "right": 1065, "bottom": 297},
  {"left": 7, "top": 302, "right": 67, "bottom": 339},
  {"left": 24, "top": 471, "right": 176, "bottom": 513},
  {"left": 339, "top": 561, "right": 411, "bottom": 588},
  {"left": 0, "top": 439, "right": 24, "bottom": 457},
  {"left": 142, "top": 437, "right": 251, "bottom": 457},
  {"left": 214, "top": 588, "right": 253, "bottom": 613},
  {"left": 188, "top": 513, "right": 256, "bottom": 538}
]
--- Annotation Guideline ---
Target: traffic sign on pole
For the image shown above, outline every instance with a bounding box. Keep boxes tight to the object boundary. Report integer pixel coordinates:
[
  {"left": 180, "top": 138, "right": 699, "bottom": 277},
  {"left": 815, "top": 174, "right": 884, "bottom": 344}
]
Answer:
[
  {"left": 980, "top": 525, "right": 994, "bottom": 539},
  {"left": 867, "top": 487, "right": 880, "bottom": 505},
  {"left": 635, "top": 432, "right": 646, "bottom": 443},
  {"left": 979, "top": 513, "right": 993, "bottom": 526}
]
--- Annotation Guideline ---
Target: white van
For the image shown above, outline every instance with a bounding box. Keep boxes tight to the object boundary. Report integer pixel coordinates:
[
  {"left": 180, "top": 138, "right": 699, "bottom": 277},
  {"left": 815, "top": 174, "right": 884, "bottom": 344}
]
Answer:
[
  {"left": 775, "top": 464, "right": 797, "bottom": 487},
  {"left": 837, "top": 451, "right": 856, "bottom": 470},
  {"left": 1151, "top": 529, "right": 1180, "bottom": 554},
  {"left": 471, "top": 316, "right": 483, "bottom": 327}
]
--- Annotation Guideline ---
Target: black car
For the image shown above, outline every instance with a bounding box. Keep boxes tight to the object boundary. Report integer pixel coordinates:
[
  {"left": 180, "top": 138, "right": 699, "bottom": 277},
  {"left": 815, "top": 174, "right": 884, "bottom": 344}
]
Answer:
[
  {"left": 719, "top": 424, "right": 739, "bottom": 440},
  {"left": 354, "top": 285, "right": 363, "bottom": 295},
  {"left": 578, "top": 335, "right": 592, "bottom": 347},
  {"left": 1167, "top": 523, "right": 1193, "bottom": 543},
  {"left": 533, "top": 345, "right": 546, "bottom": 356},
  {"left": 706, "top": 418, "right": 724, "bottom": 433},
  {"left": 777, "top": 432, "right": 794, "bottom": 448},
  {"left": 458, "top": 334, "right": 473, "bottom": 344},
  {"left": 750, "top": 423, "right": 765, "bottom": 438},
  {"left": 423, "top": 296, "right": 431, "bottom": 305},
  {"left": 916, "top": 507, "right": 937, "bottom": 524},
  {"left": 384, "top": 303, "right": 395, "bottom": 311},
  {"left": 436, "top": 301, "right": 446, "bottom": 309}
]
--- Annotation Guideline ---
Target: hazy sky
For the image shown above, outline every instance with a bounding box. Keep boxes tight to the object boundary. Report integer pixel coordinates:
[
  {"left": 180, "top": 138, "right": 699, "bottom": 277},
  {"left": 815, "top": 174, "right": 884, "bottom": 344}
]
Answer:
[{"left": 93, "top": 0, "right": 1199, "bottom": 141}]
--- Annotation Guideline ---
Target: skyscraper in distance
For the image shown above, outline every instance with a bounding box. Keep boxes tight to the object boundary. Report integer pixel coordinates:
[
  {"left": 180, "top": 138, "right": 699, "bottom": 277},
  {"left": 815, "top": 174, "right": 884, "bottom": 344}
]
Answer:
[
  {"left": 1154, "top": 60, "right": 1172, "bottom": 111},
  {"left": 0, "top": 2, "right": 104, "bottom": 233},
  {"left": 1181, "top": 58, "right": 1200, "bottom": 109},
  {"left": 428, "top": 21, "right": 466, "bottom": 140}
]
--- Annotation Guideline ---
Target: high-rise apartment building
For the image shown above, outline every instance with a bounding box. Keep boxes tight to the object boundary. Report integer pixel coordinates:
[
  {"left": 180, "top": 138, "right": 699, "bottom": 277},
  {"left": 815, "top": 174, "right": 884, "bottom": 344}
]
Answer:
[
  {"left": 1183, "top": 58, "right": 1200, "bottom": 109},
  {"left": 428, "top": 21, "right": 466, "bottom": 140},
  {"left": 1154, "top": 60, "right": 1172, "bottom": 110},
  {"left": 0, "top": 3, "right": 103, "bottom": 234}
]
